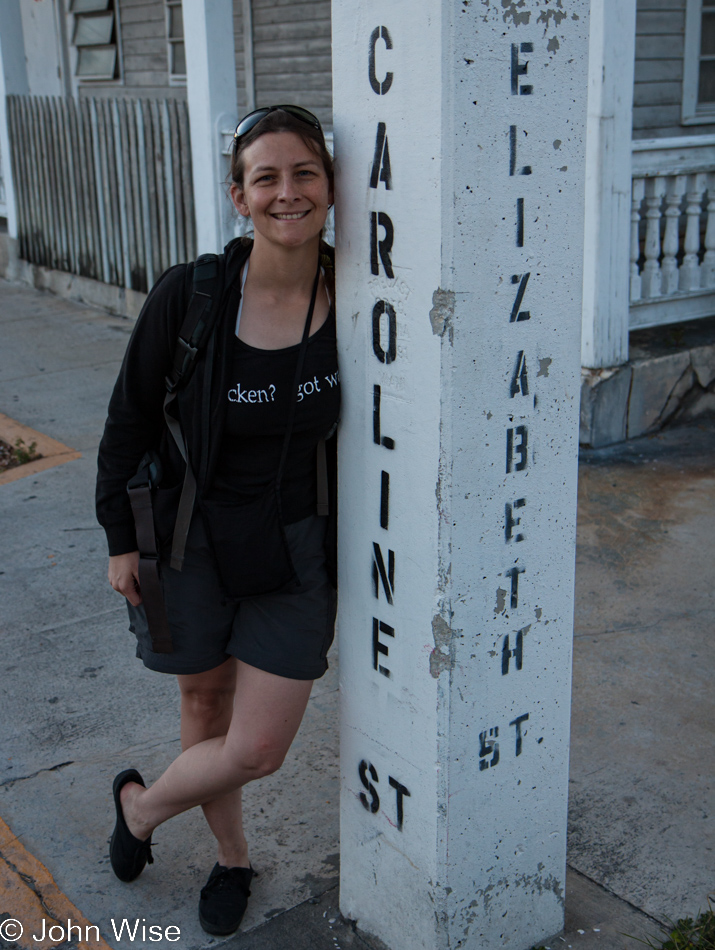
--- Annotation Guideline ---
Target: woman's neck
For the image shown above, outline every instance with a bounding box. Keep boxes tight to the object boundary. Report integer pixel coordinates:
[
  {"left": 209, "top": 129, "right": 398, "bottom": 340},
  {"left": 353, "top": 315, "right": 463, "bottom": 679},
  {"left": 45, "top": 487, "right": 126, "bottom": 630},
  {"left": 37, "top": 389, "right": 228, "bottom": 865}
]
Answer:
[{"left": 246, "top": 234, "right": 321, "bottom": 297}]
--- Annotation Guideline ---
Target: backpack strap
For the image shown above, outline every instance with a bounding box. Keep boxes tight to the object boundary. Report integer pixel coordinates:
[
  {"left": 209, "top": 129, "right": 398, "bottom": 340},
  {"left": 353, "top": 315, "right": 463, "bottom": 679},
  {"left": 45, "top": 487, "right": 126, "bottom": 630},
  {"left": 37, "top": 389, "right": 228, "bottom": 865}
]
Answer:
[
  {"left": 164, "top": 252, "right": 226, "bottom": 571},
  {"left": 165, "top": 254, "right": 222, "bottom": 394}
]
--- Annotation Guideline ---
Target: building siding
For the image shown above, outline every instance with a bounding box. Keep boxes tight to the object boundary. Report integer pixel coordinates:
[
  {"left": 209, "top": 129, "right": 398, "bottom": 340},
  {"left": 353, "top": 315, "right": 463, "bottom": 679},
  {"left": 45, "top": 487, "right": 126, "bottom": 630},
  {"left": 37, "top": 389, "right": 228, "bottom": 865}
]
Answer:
[
  {"left": 634, "top": 0, "right": 715, "bottom": 137},
  {"left": 252, "top": 0, "right": 333, "bottom": 128}
]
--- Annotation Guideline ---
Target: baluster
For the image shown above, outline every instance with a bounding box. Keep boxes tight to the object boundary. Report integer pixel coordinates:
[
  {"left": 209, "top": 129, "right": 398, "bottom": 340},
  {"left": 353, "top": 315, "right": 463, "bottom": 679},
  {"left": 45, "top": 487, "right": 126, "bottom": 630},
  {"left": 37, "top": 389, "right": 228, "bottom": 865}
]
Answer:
[
  {"left": 641, "top": 176, "right": 666, "bottom": 299},
  {"left": 702, "top": 173, "right": 715, "bottom": 289},
  {"left": 661, "top": 175, "right": 686, "bottom": 296},
  {"left": 630, "top": 177, "right": 645, "bottom": 303},
  {"left": 679, "top": 172, "right": 706, "bottom": 292}
]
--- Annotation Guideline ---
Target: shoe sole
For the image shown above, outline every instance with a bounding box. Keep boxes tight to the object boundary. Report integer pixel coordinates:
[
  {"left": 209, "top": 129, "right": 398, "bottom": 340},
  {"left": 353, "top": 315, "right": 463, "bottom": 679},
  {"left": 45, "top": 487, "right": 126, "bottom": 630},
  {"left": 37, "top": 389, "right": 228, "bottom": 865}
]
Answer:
[{"left": 198, "top": 911, "right": 241, "bottom": 937}]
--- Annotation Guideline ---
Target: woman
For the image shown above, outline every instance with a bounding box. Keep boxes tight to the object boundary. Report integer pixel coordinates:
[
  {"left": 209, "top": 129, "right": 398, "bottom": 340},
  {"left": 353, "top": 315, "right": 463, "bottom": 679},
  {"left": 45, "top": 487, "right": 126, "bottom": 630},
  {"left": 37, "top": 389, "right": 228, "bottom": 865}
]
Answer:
[{"left": 95, "top": 105, "right": 339, "bottom": 936}]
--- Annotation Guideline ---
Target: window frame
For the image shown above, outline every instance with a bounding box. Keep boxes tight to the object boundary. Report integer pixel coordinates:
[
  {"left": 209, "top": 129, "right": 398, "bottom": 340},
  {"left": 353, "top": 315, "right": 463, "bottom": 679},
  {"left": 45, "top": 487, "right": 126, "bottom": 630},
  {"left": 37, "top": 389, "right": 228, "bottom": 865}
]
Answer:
[
  {"left": 683, "top": 0, "right": 715, "bottom": 123},
  {"left": 69, "top": 0, "right": 123, "bottom": 84},
  {"left": 165, "top": 0, "right": 186, "bottom": 86}
]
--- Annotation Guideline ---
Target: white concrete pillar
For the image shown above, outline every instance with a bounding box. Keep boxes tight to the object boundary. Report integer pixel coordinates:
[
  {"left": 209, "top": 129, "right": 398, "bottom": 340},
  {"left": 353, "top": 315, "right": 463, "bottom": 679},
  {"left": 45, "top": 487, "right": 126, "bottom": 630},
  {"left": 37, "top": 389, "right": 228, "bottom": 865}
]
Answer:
[
  {"left": 183, "top": 0, "right": 237, "bottom": 254},
  {"left": 581, "top": 0, "right": 637, "bottom": 369},
  {"left": 0, "top": 0, "right": 29, "bottom": 237},
  {"left": 332, "top": 3, "right": 590, "bottom": 949}
]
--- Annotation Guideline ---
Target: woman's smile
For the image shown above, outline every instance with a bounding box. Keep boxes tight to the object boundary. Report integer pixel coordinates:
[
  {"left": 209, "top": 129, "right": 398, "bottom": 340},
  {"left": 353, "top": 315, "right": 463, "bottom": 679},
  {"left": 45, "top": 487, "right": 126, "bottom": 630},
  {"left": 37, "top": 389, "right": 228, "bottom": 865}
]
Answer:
[{"left": 272, "top": 210, "right": 310, "bottom": 220}]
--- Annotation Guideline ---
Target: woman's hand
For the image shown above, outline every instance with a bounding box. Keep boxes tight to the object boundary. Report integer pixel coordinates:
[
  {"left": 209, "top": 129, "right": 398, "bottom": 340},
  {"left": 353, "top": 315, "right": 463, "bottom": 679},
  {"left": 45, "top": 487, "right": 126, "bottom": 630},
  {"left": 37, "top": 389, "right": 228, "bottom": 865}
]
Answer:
[{"left": 108, "top": 551, "right": 142, "bottom": 606}]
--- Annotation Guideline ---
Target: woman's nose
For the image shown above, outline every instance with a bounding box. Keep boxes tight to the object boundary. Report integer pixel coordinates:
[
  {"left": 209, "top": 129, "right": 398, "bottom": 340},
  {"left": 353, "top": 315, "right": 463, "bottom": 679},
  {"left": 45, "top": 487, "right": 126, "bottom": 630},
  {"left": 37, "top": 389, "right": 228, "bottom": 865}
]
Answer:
[{"left": 276, "top": 175, "right": 300, "bottom": 200}]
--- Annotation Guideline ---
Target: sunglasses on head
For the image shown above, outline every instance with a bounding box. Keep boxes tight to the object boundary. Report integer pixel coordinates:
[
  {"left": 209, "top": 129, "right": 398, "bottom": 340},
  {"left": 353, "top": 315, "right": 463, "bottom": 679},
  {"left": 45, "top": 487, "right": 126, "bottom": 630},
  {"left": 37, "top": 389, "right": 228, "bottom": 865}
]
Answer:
[{"left": 233, "top": 105, "right": 323, "bottom": 147}]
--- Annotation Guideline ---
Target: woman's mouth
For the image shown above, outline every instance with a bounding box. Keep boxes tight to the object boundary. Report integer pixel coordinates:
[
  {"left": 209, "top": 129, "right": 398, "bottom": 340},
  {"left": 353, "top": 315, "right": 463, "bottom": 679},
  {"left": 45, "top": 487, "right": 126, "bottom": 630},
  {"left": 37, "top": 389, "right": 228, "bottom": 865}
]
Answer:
[{"left": 271, "top": 211, "right": 310, "bottom": 220}]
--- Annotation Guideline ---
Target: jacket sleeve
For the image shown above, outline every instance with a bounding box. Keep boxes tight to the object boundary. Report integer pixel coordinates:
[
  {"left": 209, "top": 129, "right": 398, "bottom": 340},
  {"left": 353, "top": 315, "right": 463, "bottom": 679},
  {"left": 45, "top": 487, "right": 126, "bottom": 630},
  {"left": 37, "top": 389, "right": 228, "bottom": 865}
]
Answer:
[{"left": 96, "top": 264, "right": 189, "bottom": 556}]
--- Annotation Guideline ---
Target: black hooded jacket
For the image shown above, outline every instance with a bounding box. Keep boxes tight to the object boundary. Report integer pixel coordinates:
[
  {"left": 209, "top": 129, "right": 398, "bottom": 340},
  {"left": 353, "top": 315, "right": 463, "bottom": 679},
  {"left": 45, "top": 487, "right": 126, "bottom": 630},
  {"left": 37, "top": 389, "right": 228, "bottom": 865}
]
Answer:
[{"left": 95, "top": 238, "right": 337, "bottom": 582}]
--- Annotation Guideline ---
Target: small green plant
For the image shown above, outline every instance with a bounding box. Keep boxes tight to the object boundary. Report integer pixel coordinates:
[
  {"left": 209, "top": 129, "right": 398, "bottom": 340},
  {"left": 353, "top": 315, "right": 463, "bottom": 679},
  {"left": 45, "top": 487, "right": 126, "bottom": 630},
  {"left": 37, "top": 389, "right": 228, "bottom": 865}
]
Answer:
[
  {"left": 627, "top": 905, "right": 715, "bottom": 950},
  {"left": 13, "top": 437, "right": 41, "bottom": 465}
]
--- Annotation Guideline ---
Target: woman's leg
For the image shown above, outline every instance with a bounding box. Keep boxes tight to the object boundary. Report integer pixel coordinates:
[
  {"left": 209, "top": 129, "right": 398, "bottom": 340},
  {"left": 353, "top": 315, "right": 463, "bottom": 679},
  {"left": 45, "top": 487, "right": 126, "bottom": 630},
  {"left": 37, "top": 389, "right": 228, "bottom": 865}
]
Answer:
[
  {"left": 177, "top": 658, "right": 250, "bottom": 868},
  {"left": 120, "top": 660, "right": 313, "bottom": 841}
]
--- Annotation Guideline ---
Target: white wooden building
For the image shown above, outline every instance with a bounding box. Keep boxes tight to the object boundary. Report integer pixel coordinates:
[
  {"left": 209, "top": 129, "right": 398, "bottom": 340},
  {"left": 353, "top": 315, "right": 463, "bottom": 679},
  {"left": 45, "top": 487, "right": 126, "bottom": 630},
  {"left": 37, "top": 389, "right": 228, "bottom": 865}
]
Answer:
[{"left": 0, "top": 0, "right": 714, "bottom": 444}]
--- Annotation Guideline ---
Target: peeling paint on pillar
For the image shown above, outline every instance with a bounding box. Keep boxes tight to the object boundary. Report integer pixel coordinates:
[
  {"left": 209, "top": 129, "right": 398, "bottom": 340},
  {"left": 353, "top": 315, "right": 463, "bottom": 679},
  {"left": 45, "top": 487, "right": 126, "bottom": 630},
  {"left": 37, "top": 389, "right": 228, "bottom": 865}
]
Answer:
[{"left": 333, "top": 2, "right": 589, "bottom": 948}]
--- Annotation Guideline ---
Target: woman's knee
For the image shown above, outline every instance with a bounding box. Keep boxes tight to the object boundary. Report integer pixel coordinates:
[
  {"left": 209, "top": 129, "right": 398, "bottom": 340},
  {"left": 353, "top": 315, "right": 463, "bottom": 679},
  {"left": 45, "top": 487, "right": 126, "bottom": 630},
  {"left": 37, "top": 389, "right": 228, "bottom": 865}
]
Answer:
[
  {"left": 182, "top": 684, "right": 233, "bottom": 720},
  {"left": 179, "top": 675, "right": 235, "bottom": 731},
  {"left": 178, "top": 660, "right": 236, "bottom": 719},
  {"left": 232, "top": 736, "right": 288, "bottom": 780}
]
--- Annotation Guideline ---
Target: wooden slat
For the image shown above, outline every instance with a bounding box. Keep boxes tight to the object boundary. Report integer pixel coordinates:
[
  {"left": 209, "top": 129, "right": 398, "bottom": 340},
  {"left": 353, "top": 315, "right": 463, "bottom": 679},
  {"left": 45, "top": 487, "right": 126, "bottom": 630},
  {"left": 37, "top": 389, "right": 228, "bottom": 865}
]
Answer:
[
  {"left": 253, "top": 22, "right": 331, "bottom": 42},
  {"left": 635, "top": 10, "right": 685, "bottom": 34},
  {"left": 636, "top": 0, "right": 685, "bottom": 9},
  {"left": 79, "top": 97, "right": 101, "bottom": 280},
  {"left": 253, "top": 37, "right": 331, "bottom": 56},
  {"left": 633, "top": 104, "right": 684, "bottom": 129},
  {"left": 31, "top": 97, "right": 52, "bottom": 267},
  {"left": 253, "top": 3, "right": 331, "bottom": 26},
  {"left": 135, "top": 99, "right": 155, "bottom": 288},
  {"left": 257, "top": 71, "right": 333, "bottom": 89},
  {"left": 255, "top": 56, "right": 333, "bottom": 74},
  {"left": 6, "top": 99, "right": 27, "bottom": 260},
  {"left": 635, "top": 34, "right": 684, "bottom": 58},
  {"left": 49, "top": 96, "right": 71, "bottom": 272},
  {"left": 118, "top": 4, "right": 165, "bottom": 25},
  {"left": 633, "top": 81, "right": 683, "bottom": 107},
  {"left": 60, "top": 98, "right": 80, "bottom": 274},
  {"left": 177, "top": 98, "right": 196, "bottom": 261},
  {"left": 635, "top": 59, "right": 683, "bottom": 82}
]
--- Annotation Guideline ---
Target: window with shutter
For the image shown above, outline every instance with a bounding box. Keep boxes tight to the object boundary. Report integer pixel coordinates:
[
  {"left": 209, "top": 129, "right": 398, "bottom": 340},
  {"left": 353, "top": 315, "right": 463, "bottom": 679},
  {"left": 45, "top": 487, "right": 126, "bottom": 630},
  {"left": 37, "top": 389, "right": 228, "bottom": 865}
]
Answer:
[{"left": 70, "top": 0, "right": 119, "bottom": 81}]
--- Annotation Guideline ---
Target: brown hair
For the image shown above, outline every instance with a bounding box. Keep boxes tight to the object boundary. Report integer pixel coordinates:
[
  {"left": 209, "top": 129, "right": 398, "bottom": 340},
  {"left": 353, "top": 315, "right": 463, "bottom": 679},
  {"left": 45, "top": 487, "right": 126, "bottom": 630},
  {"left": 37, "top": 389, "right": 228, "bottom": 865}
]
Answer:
[{"left": 230, "top": 108, "right": 334, "bottom": 193}]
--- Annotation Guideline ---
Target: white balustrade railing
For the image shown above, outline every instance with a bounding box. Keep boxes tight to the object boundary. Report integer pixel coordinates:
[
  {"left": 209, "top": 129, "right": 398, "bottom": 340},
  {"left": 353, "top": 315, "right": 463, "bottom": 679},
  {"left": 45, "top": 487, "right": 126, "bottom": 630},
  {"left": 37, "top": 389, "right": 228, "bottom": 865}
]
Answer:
[{"left": 630, "top": 135, "right": 715, "bottom": 330}]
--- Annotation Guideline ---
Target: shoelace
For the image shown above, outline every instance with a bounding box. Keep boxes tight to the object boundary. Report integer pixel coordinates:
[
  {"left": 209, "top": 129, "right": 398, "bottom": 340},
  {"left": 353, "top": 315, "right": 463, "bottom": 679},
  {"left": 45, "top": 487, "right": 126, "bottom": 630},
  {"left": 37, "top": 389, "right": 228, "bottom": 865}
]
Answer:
[{"left": 200, "top": 868, "right": 252, "bottom": 900}]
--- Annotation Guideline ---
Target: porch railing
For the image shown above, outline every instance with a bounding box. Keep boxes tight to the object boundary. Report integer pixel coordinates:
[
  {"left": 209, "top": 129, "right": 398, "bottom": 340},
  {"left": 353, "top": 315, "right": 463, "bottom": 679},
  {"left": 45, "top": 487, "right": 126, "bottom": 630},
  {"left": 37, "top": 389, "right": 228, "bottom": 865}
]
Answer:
[
  {"left": 6, "top": 94, "right": 196, "bottom": 293},
  {"left": 630, "top": 135, "right": 715, "bottom": 330}
]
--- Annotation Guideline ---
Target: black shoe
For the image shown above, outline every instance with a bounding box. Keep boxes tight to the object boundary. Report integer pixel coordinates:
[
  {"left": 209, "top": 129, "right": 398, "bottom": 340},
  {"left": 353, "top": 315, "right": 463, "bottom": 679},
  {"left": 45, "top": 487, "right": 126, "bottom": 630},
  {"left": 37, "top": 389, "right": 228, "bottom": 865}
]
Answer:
[
  {"left": 110, "top": 768, "right": 153, "bottom": 882},
  {"left": 199, "top": 863, "right": 255, "bottom": 936}
]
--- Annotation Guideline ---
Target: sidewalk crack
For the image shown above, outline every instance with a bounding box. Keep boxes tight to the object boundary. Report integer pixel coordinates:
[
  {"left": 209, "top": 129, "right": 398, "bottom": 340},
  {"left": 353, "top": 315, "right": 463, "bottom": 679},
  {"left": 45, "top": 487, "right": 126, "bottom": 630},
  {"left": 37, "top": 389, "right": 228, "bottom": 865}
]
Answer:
[{"left": 0, "top": 760, "right": 74, "bottom": 789}]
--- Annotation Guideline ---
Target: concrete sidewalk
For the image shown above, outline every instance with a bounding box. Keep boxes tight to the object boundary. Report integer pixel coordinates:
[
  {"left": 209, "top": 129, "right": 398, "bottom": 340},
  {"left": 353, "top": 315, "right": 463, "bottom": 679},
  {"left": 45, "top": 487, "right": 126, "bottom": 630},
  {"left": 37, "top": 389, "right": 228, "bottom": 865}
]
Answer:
[{"left": 0, "top": 278, "right": 712, "bottom": 950}]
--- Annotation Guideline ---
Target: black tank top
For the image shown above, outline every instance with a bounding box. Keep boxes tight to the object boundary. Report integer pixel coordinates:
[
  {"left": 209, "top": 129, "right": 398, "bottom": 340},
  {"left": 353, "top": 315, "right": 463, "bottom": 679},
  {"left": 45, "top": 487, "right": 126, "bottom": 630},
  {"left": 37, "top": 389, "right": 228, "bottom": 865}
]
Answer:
[{"left": 212, "top": 308, "right": 340, "bottom": 523}]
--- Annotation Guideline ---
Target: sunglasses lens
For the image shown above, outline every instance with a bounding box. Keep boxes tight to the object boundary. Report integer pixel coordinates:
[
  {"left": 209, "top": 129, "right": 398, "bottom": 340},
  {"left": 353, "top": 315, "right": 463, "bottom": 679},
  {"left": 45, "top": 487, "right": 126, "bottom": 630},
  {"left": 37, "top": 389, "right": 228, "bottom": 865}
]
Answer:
[
  {"left": 234, "top": 109, "right": 269, "bottom": 140},
  {"left": 234, "top": 105, "right": 322, "bottom": 144}
]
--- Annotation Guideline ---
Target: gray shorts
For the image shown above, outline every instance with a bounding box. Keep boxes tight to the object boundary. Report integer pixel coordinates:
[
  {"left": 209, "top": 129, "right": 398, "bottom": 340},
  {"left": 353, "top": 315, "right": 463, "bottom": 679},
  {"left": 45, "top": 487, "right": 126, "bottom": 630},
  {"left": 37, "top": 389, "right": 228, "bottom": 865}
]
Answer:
[{"left": 127, "top": 513, "right": 336, "bottom": 679}]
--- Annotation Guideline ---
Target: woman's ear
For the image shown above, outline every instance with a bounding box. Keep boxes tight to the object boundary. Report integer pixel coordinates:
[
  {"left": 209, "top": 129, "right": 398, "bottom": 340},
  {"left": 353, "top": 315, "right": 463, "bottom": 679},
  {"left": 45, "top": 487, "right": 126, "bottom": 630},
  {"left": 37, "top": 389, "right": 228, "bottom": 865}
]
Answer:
[{"left": 230, "top": 183, "right": 251, "bottom": 218}]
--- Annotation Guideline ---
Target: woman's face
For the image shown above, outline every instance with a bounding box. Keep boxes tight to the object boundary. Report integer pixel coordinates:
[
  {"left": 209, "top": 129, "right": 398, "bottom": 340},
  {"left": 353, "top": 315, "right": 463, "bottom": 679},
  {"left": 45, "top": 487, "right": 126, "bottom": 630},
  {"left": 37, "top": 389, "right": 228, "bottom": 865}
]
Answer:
[{"left": 231, "top": 131, "right": 333, "bottom": 250}]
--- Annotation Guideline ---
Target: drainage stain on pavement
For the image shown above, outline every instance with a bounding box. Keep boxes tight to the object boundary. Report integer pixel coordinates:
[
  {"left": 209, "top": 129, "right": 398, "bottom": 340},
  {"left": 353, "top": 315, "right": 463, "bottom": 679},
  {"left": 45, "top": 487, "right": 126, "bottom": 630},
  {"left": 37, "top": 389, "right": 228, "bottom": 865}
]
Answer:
[{"left": 0, "top": 816, "right": 110, "bottom": 949}]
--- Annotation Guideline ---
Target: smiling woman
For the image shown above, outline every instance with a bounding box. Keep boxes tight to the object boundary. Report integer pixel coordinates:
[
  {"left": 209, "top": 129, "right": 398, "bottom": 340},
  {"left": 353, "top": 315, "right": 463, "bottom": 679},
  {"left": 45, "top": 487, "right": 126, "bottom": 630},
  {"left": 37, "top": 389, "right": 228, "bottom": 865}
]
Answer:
[{"left": 95, "top": 107, "right": 339, "bottom": 937}]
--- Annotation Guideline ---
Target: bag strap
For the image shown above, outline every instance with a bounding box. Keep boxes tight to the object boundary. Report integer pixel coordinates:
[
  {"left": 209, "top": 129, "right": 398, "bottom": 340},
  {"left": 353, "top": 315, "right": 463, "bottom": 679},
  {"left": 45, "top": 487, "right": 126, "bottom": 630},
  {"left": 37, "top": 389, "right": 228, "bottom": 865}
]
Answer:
[
  {"left": 127, "top": 460, "right": 173, "bottom": 653},
  {"left": 165, "top": 254, "right": 223, "bottom": 394},
  {"left": 316, "top": 438, "right": 329, "bottom": 517},
  {"left": 165, "top": 253, "right": 226, "bottom": 571}
]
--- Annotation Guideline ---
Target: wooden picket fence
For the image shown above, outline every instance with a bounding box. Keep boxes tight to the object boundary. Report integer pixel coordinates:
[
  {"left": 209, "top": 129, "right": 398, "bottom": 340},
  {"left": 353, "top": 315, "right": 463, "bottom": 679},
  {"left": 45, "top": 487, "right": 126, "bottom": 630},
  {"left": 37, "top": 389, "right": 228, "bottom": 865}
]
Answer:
[{"left": 6, "top": 94, "right": 196, "bottom": 293}]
